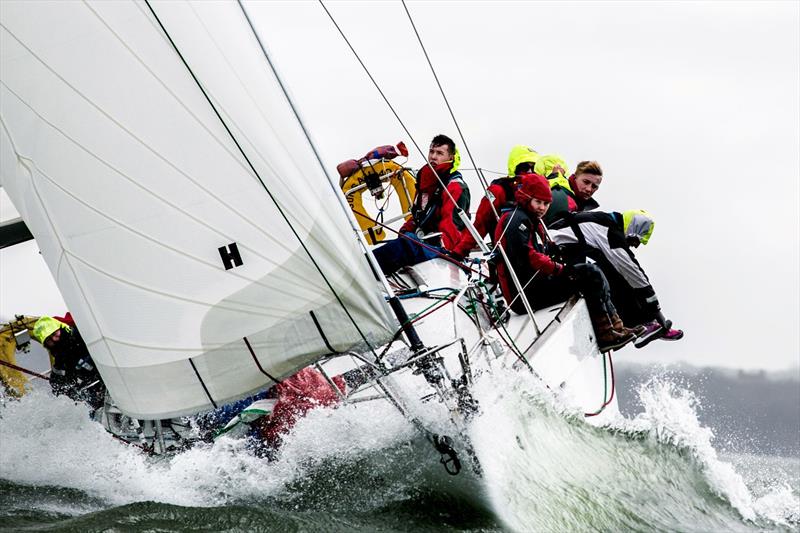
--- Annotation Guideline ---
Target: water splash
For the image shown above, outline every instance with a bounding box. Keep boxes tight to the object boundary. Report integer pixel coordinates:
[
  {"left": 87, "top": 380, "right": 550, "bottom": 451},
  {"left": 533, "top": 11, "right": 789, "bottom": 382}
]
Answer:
[
  {"left": 467, "top": 367, "right": 798, "bottom": 532},
  {"left": 1, "top": 370, "right": 797, "bottom": 531},
  {"left": 0, "top": 388, "right": 416, "bottom": 510}
]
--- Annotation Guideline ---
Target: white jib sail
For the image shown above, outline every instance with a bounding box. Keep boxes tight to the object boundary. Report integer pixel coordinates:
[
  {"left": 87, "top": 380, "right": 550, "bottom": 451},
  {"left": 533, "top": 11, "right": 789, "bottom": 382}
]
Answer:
[{"left": 0, "top": 0, "right": 397, "bottom": 419}]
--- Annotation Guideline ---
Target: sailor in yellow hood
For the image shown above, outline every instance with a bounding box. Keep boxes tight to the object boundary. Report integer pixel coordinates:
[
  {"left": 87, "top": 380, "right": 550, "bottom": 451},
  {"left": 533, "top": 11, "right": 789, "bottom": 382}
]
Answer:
[
  {"left": 506, "top": 145, "right": 540, "bottom": 176},
  {"left": 450, "top": 145, "right": 540, "bottom": 258}
]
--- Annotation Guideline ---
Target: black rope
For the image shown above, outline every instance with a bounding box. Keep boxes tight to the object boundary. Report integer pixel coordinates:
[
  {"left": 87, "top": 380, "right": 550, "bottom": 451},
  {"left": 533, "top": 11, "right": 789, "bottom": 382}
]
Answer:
[
  {"left": 318, "top": 0, "right": 497, "bottom": 258},
  {"left": 143, "top": 1, "right": 377, "bottom": 354},
  {"left": 234, "top": 0, "right": 381, "bottom": 355},
  {"left": 243, "top": 336, "right": 282, "bottom": 384},
  {"left": 309, "top": 310, "right": 341, "bottom": 355},
  {"left": 188, "top": 358, "right": 218, "bottom": 409},
  {"left": 317, "top": 1, "right": 424, "bottom": 163},
  {"left": 400, "top": 0, "right": 491, "bottom": 196},
  {"left": 316, "top": 0, "right": 459, "bottom": 207}
]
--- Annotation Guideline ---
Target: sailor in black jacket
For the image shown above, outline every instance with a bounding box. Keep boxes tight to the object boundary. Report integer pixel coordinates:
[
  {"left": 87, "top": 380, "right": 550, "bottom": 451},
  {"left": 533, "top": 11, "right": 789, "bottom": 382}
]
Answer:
[{"left": 549, "top": 210, "right": 683, "bottom": 347}]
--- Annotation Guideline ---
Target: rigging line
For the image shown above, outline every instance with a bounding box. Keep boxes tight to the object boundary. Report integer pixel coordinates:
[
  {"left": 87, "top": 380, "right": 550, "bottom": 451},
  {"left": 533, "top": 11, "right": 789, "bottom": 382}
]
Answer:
[
  {"left": 235, "top": 1, "right": 388, "bottom": 356},
  {"left": 400, "top": 0, "right": 491, "bottom": 195},
  {"left": 144, "top": 0, "right": 378, "bottom": 354},
  {"left": 317, "top": 1, "right": 464, "bottom": 215},
  {"left": 402, "top": 1, "right": 544, "bottom": 327}
]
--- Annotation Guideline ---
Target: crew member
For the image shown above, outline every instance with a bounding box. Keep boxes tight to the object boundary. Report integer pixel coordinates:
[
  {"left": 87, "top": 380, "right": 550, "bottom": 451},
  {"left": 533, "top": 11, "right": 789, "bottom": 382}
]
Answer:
[
  {"left": 450, "top": 144, "right": 539, "bottom": 259},
  {"left": 32, "top": 315, "right": 105, "bottom": 409},
  {"left": 549, "top": 209, "right": 684, "bottom": 347},
  {"left": 494, "top": 173, "right": 636, "bottom": 351},
  {"left": 372, "top": 134, "right": 470, "bottom": 274},
  {"left": 542, "top": 159, "right": 603, "bottom": 226}
]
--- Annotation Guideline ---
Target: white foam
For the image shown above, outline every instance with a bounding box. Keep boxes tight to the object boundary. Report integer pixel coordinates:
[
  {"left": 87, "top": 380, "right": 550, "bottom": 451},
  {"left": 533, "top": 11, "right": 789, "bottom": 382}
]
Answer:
[
  {"left": 625, "top": 375, "right": 799, "bottom": 526},
  {"left": 0, "top": 387, "right": 413, "bottom": 509}
]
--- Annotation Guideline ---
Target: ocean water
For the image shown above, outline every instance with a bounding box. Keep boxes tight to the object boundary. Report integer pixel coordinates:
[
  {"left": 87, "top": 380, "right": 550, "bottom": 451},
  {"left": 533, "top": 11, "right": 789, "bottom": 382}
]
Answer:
[{"left": 0, "top": 370, "right": 797, "bottom": 532}]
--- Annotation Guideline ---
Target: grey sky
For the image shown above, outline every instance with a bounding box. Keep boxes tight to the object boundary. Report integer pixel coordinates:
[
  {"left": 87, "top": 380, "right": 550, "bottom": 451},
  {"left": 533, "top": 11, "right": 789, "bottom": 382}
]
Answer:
[{"left": 2, "top": 1, "right": 798, "bottom": 371}]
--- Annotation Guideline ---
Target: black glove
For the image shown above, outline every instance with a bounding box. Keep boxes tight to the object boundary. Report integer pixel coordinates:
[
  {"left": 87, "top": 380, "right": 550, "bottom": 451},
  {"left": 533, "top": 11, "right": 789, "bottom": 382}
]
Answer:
[{"left": 559, "top": 263, "right": 578, "bottom": 280}]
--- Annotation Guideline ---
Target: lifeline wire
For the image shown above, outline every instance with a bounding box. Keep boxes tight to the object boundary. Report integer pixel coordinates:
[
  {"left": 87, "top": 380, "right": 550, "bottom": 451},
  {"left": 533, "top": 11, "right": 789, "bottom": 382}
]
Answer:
[
  {"left": 317, "top": 1, "right": 466, "bottom": 213},
  {"left": 320, "top": 0, "right": 540, "bottom": 332},
  {"left": 144, "top": 1, "right": 378, "bottom": 360},
  {"left": 400, "top": 0, "right": 492, "bottom": 197},
  {"left": 400, "top": 1, "right": 543, "bottom": 326}
]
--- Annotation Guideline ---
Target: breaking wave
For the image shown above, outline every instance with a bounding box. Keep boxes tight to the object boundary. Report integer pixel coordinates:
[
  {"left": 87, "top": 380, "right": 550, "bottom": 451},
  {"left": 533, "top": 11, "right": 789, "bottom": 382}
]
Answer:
[
  {"left": 0, "top": 368, "right": 797, "bottom": 531},
  {"left": 471, "top": 369, "right": 799, "bottom": 532}
]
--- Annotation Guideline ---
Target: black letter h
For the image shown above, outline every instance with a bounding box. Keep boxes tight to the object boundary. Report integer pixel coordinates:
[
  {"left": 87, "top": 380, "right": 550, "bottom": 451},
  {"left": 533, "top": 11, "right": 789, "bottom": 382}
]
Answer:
[{"left": 218, "top": 242, "right": 243, "bottom": 270}]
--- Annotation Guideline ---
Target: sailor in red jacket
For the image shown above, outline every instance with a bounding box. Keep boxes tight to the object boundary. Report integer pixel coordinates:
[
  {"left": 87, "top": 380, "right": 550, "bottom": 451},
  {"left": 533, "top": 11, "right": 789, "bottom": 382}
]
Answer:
[
  {"left": 494, "top": 173, "right": 636, "bottom": 351},
  {"left": 373, "top": 134, "right": 470, "bottom": 274},
  {"left": 450, "top": 145, "right": 539, "bottom": 259},
  {"left": 255, "top": 367, "right": 346, "bottom": 450}
]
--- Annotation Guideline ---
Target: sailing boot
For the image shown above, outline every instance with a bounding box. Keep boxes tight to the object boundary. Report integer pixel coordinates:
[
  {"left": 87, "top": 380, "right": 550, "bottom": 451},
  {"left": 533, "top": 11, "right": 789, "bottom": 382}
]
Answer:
[
  {"left": 611, "top": 313, "right": 647, "bottom": 338},
  {"left": 661, "top": 327, "right": 685, "bottom": 341},
  {"left": 593, "top": 313, "right": 635, "bottom": 352},
  {"left": 633, "top": 319, "right": 673, "bottom": 349}
]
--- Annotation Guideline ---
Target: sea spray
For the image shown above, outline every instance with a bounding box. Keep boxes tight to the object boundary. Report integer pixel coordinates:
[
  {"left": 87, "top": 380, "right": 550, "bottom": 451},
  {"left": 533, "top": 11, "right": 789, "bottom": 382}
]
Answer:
[
  {"left": 467, "top": 366, "right": 798, "bottom": 532},
  {"left": 0, "top": 386, "right": 422, "bottom": 511},
  {"left": 1, "top": 370, "right": 797, "bottom": 531},
  {"left": 628, "top": 375, "right": 800, "bottom": 527}
]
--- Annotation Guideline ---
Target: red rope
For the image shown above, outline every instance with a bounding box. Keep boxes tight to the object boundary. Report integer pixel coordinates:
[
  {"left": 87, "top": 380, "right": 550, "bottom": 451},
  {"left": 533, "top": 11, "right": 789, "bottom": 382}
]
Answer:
[
  {"left": 408, "top": 293, "right": 459, "bottom": 325},
  {"left": 585, "top": 352, "right": 616, "bottom": 417}
]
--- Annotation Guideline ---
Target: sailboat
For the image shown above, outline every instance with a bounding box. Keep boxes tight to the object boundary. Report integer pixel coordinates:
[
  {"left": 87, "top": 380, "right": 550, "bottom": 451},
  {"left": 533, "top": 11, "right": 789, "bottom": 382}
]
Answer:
[{"left": 0, "top": 0, "right": 617, "bottom": 478}]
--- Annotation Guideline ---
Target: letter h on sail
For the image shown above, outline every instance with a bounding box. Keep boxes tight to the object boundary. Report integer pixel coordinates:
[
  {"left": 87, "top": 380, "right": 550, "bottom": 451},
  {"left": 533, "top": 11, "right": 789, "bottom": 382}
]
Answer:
[{"left": 218, "top": 242, "right": 243, "bottom": 270}]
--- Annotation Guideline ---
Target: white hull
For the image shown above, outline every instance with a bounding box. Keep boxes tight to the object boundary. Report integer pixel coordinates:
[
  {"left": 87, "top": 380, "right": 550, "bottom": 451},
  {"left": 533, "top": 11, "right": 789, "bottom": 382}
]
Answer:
[
  {"left": 327, "top": 257, "right": 621, "bottom": 508},
  {"left": 384, "top": 258, "right": 618, "bottom": 424}
]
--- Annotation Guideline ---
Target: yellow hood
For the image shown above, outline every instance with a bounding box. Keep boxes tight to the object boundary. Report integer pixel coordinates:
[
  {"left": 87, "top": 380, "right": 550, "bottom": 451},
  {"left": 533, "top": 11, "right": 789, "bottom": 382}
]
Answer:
[{"left": 506, "top": 145, "right": 539, "bottom": 176}]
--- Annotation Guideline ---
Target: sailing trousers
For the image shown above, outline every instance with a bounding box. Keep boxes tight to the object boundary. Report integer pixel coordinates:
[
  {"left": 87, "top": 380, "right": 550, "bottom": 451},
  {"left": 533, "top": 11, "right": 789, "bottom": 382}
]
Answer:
[
  {"left": 372, "top": 231, "right": 445, "bottom": 275},
  {"left": 510, "top": 262, "right": 617, "bottom": 318}
]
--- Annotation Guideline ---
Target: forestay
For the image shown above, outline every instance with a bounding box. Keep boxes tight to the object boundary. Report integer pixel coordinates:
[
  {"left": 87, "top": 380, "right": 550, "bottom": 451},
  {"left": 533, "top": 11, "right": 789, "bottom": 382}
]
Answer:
[{"left": 0, "top": 0, "right": 397, "bottom": 419}]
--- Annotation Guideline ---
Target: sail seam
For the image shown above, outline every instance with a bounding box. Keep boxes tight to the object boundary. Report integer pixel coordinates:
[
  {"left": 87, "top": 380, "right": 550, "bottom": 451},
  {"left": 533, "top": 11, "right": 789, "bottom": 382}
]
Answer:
[
  {"left": 91, "top": 1, "right": 296, "bottom": 196},
  {"left": 0, "top": 116, "right": 140, "bottom": 411},
  {"left": 0, "top": 126, "right": 329, "bottom": 302},
  {"left": 0, "top": 85, "right": 332, "bottom": 296},
  {"left": 144, "top": 0, "right": 378, "bottom": 354},
  {"left": 0, "top": 88, "right": 332, "bottom": 301},
  {"left": 179, "top": 1, "right": 313, "bottom": 184},
  {"left": 0, "top": 20, "right": 304, "bottom": 261}
]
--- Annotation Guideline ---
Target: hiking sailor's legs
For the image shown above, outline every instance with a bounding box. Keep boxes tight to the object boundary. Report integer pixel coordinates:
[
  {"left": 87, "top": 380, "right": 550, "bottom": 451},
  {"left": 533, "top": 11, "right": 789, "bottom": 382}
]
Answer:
[
  {"left": 569, "top": 263, "right": 635, "bottom": 350},
  {"left": 372, "top": 231, "right": 444, "bottom": 275}
]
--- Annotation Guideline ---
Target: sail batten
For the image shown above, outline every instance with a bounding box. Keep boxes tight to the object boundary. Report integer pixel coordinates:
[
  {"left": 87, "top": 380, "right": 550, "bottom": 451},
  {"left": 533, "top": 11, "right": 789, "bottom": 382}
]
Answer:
[{"left": 1, "top": 0, "right": 397, "bottom": 419}]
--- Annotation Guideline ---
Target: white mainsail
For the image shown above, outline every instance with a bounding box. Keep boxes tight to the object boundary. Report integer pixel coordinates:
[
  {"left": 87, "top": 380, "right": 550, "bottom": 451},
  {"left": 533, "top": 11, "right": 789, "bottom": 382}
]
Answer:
[{"left": 0, "top": 0, "right": 397, "bottom": 419}]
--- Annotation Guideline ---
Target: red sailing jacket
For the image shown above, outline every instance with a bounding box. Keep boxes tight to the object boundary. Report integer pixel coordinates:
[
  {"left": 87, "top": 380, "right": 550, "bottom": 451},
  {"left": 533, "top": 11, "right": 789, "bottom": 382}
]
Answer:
[
  {"left": 494, "top": 208, "right": 563, "bottom": 307},
  {"left": 452, "top": 177, "right": 517, "bottom": 257},
  {"left": 257, "top": 367, "right": 346, "bottom": 448},
  {"left": 399, "top": 162, "right": 470, "bottom": 250}
]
